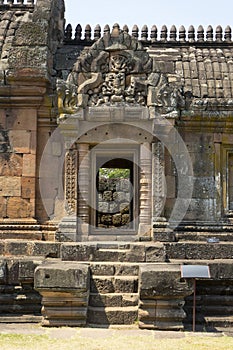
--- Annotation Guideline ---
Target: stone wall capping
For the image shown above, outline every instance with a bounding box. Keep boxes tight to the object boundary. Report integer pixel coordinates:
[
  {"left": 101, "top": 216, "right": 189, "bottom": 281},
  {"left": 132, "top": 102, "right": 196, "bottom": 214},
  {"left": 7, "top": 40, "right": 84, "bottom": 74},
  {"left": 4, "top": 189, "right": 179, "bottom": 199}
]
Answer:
[
  {"left": 64, "top": 23, "right": 233, "bottom": 45},
  {"left": 0, "top": 0, "right": 35, "bottom": 7}
]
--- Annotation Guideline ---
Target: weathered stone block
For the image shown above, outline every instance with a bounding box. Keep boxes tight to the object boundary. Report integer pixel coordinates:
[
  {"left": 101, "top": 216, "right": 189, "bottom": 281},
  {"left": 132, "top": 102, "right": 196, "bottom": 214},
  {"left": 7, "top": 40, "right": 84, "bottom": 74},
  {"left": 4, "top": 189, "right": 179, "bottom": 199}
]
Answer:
[
  {"left": 0, "top": 154, "right": 23, "bottom": 176},
  {"left": 90, "top": 264, "right": 115, "bottom": 276},
  {"left": 9, "top": 130, "right": 31, "bottom": 153},
  {"left": 122, "top": 294, "right": 138, "bottom": 306},
  {"left": 18, "top": 259, "right": 43, "bottom": 283},
  {"left": 103, "top": 191, "right": 112, "bottom": 201},
  {"left": 101, "top": 214, "right": 112, "bottom": 225},
  {"left": 122, "top": 214, "right": 130, "bottom": 226},
  {"left": 6, "top": 259, "right": 20, "bottom": 284},
  {"left": 91, "top": 277, "right": 114, "bottom": 293},
  {"left": 30, "top": 242, "right": 60, "bottom": 258},
  {"left": 120, "top": 203, "right": 130, "bottom": 214},
  {"left": 0, "top": 260, "right": 7, "bottom": 284},
  {"left": 61, "top": 243, "right": 96, "bottom": 261},
  {"left": 98, "top": 178, "right": 107, "bottom": 191},
  {"left": 34, "top": 262, "right": 89, "bottom": 290},
  {"left": 139, "top": 264, "right": 193, "bottom": 330},
  {"left": 145, "top": 244, "right": 166, "bottom": 262},
  {"left": 124, "top": 244, "right": 145, "bottom": 263},
  {"left": 0, "top": 176, "right": 21, "bottom": 196},
  {"left": 6, "top": 109, "right": 37, "bottom": 131},
  {"left": 165, "top": 242, "right": 233, "bottom": 260},
  {"left": 21, "top": 177, "right": 35, "bottom": 199},
  {"left": 87, "top": 306, "right": 137, "bottom": 325},
  {"left": 89, "top": 293, "right": 122, "bottom": 307},
  {"left": 34, "top": 262, "right": 90, "bottom": 327},
  {"left": 22, "top": 154, "right": 36, "bottom": 177},
  {"left": 0, "top": 196, "right": 7, "bottom": 217},
  {"left": 112, "top": 213, "right": 122, "bottom": 226},
  {"left": 5, "top": 241, "right": 28, "bottom": 256},
  {"left": 139, "top": 264, "right": 192, "bottom": 298},
  {"left": 114, "top": 264, "right": 139, "bottom": 276},
  {"left": 98, "top": 202, "right": 108, "bottom": 212},
  {"left": 114, "top": 276, "right": 138, "bottom": 293},
  {"left": 7, "top": 197, "right": 31, "bottom": 218}
]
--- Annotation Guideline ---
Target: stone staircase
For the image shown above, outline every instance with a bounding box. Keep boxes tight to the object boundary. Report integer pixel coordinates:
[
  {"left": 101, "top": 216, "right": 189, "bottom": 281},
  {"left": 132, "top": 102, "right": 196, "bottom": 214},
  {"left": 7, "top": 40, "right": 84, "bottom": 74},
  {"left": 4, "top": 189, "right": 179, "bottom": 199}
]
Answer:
[
  {"left": 87, "top": 262, "right": 139, "bottom": 325},
  {"left": 1, "top": 239, "right": 233, "bottom": 330},
  {"left": 183, "top": 279, "right": 233, "bottom": 330}
]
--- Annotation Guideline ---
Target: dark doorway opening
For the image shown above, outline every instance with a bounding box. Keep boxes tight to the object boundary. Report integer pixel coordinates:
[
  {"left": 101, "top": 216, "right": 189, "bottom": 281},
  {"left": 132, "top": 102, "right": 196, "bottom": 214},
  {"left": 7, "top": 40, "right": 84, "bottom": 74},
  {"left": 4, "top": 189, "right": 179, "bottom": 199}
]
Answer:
[{"left": 96, "top": 157, "right": 134, "bottom": 229}]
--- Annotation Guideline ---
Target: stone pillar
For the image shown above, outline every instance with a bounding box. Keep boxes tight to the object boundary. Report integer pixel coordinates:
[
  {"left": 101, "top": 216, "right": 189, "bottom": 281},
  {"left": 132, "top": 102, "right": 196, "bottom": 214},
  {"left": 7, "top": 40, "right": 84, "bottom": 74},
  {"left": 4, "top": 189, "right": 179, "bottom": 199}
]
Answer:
[
  {"left": 138, "top": 143, "right": 152, "bottom": 240},
  {"left": 77, "top": 143, "right": 90, "bottom": 240},
  {"left": 152, "top": 142, "right": 175, "bottom": 241}
]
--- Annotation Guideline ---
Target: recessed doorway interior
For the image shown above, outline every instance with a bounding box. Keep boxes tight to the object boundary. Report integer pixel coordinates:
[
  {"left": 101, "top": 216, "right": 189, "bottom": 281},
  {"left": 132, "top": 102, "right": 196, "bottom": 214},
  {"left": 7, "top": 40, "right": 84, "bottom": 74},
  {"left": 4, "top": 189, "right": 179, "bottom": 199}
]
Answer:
[{"left": 91, "top": 146, "right": 139, "bottom": 234}]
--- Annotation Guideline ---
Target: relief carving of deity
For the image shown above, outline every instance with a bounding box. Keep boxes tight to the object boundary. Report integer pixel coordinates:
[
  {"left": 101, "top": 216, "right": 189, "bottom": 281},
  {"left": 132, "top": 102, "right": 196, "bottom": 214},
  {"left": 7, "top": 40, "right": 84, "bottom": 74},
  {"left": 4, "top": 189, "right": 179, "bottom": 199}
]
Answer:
[{"left": 57, "top": 25, "right": 186, "bottom": 117}]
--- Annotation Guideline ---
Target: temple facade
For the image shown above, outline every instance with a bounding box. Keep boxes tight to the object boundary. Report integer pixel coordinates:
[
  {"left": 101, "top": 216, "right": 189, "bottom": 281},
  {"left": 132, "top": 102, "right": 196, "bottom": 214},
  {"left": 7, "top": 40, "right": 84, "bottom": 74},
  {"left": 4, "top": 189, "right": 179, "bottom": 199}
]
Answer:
[{"left": 0, "top": 0, "right": 233, "bottom": 330}]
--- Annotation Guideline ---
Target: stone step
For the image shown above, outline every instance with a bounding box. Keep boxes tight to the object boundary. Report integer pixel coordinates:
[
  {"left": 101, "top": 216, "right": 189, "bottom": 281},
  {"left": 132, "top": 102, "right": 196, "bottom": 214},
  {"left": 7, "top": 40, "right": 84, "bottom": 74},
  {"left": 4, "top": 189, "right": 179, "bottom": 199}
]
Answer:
[
  {"left": 91, "top": 275, "right": 138, "bottom": 294},
  {"left": 61, "top": 242, "right": 165, "bottom": 262},
  {"left": 165, "top": 242, "right": 233, "bottom": 260},
  {"left": 87, "top": 306, "right": 138, "bottom": 325},
  {"left": 176, "top": 232, "right": 233, "bottom": 242},
  {"left": 0, "top": 293, "right": 42, "bottom": 304},
  {"left": 0, "top": 315, "right": 42, "bottom": 323},
  {"left": 185, "top": 295, "right": 233, "bottom": 305},
  {"left": 0, "top": 240, "right": 60, "bottom": 258},
  {"left": 185, "top": 305, "right": 233, "bottom": 316},
  {"left": 204, "top": 316, "right": 233, "bottom": 328},
  {"left": 89, "top": 292, "right": 138, "bottom": 307},
  {"left": 89, "top": 262, "right": 139, "bottom": 277}
]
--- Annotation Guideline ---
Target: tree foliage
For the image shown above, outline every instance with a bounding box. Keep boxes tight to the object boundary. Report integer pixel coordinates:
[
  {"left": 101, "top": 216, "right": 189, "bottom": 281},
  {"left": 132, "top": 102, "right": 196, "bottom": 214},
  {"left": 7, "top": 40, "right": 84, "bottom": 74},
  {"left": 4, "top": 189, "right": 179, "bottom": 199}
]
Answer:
[{"left": 99, "top": 167, "right": 130, "bottom": 179}]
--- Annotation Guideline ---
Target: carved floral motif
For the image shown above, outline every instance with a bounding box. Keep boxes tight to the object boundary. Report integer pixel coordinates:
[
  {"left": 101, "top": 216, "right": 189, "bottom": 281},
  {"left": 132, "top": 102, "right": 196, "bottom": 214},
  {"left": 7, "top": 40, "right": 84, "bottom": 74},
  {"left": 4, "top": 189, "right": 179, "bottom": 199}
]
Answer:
[{"left": 65, "top": 149, "right": 77, "bottom": 215}]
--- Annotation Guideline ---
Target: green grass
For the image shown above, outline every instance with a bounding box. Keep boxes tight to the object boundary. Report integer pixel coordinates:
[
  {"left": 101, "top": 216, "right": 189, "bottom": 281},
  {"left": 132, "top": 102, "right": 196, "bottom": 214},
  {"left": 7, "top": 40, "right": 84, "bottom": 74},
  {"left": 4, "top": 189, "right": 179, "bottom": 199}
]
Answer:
[{"left": 0, "top": 331, "right": 233, "bottom": 350}]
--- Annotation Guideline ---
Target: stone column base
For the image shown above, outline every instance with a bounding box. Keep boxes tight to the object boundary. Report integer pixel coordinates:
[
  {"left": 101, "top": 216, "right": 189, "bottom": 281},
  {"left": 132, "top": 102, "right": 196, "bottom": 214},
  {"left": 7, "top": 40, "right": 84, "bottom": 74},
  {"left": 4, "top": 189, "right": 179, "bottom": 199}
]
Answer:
[
  {"left": 34, "top": 261, "right": 90, "bottom": 327},
  {"left": 139, "top": 264, "right": 193, "bottom": 330}
]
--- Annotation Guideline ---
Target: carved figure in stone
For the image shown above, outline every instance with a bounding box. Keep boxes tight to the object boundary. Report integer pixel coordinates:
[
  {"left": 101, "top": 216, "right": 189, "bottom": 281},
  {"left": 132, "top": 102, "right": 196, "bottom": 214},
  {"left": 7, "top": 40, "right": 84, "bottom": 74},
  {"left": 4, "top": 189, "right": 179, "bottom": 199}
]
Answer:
[
  {"left": 56, "top": 24, "right": 185, "bottom": 116},
  {"left": 148, "top": 74, "right": 185, "bottom": 115},
  {"left": 57, "top": 78, "right": 79, "bottom": 119}
]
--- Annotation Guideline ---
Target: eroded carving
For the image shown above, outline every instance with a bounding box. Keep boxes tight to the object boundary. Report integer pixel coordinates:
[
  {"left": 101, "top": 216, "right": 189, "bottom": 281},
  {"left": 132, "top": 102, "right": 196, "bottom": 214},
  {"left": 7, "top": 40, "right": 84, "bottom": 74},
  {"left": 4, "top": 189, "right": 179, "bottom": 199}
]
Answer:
[
  {"left": 148, "top": 74, "right": 185, "bottom": 116},
  {"left": 57, "top": 24, "right": 186, "bottom": 117},
  {"left": 57, "top": 78, "right": 79, "bottom": 119}
]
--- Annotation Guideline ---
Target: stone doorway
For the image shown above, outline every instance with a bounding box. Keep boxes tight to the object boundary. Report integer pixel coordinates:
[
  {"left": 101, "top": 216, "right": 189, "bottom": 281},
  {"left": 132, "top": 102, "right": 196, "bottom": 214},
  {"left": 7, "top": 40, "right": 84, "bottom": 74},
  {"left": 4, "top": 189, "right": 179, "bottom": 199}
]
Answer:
[{"left": 90, "top": 145, "right": 139, "bottom": 236}]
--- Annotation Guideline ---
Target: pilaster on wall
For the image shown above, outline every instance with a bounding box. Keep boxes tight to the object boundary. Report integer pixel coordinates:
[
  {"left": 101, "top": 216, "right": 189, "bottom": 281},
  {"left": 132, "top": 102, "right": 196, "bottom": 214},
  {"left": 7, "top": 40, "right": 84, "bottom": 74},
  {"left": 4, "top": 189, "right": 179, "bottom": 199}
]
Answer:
[
  {"left": 77, "top": 143, "right": 90, "bottom": 240},
  {"left": 152, "top": 142, "right": 174, "bottom": 242},
  {"left": 55, "top": 146, "right": 78, "bottom": 242},
  {"left": 138, "top": 143, "right": 152, "bottom": 240}
]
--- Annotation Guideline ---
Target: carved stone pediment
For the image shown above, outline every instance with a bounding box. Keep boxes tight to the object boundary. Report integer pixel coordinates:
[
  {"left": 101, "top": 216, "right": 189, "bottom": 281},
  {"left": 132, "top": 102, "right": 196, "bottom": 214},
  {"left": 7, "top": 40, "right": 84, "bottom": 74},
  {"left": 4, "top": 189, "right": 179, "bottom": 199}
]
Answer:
[{"left": 57, "top": 24, "right": 186, "bottom": 119}]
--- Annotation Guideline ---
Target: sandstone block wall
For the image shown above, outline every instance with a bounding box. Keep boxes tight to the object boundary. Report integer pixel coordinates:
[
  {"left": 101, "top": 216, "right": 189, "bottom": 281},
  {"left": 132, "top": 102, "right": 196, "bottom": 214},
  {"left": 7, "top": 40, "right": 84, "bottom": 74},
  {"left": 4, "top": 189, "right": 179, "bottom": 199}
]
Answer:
[
  {"left": 0, "top": 109, "right": 37, "bottom": 219},
  {"left": 97, "top": 177, "right": 131, "bottom": 228}
]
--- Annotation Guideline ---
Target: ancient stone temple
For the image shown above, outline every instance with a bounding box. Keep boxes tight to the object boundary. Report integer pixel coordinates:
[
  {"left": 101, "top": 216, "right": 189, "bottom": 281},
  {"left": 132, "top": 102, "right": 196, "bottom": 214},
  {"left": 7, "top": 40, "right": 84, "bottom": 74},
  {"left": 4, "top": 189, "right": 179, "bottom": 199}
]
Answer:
[{"left": 1, "top": 0, "right": 233, "bottom": 330}]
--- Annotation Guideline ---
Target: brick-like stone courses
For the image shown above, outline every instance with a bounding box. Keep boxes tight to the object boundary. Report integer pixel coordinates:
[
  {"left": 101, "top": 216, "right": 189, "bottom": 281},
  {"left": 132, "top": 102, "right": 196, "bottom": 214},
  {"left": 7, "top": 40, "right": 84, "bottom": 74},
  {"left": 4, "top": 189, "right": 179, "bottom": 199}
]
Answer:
[{"left": 0, "top": 109, "right": 36, "bottom": 219}]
